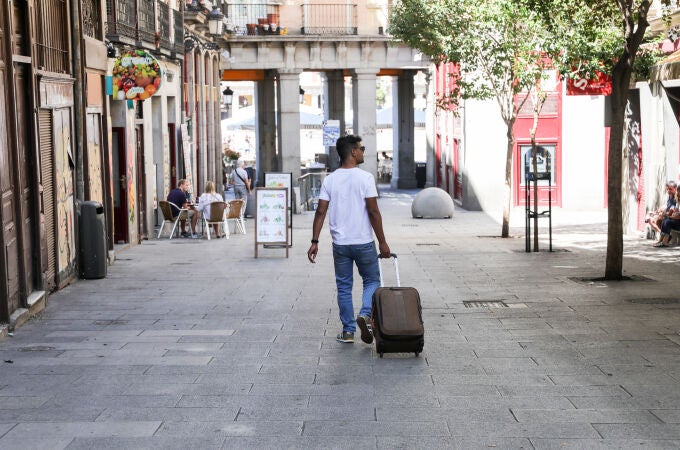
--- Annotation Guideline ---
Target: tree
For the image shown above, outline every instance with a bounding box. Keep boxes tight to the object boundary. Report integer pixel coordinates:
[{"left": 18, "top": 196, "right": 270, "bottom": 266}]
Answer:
[
  {"left": 535, "top": 0, "right": 667, "bottom": 279},
  {"left": 389, "top": 0, "right": 553, "bottom": 238}
]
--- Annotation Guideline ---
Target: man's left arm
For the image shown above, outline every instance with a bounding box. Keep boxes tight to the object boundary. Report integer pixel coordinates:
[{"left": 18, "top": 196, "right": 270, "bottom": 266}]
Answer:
[
  {"left": 308, "top": 199, "right": 329, "bottom": 263},
  {"left": 366, "top": 197, "right": 390, "bottom": 258}
]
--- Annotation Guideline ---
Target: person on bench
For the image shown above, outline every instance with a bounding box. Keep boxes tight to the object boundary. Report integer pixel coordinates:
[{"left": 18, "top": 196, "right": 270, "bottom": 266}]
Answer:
[
  {"left": 647, "top": 181, "right": 677, "bottom": 238},
  {"left": 654, "top": 188, "right": 680, "bottom": 247}
]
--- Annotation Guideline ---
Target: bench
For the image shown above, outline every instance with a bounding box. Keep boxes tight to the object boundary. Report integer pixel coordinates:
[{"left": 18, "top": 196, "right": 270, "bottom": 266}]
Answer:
[{"left": 671, "top": 229, "right": 680, "bottom": 246}]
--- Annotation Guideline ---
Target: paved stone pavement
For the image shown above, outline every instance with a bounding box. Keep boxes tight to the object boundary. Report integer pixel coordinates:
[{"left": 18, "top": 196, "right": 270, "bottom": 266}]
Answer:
[{"left": 1, "top": 187, "right": 680, "bottom": 449}]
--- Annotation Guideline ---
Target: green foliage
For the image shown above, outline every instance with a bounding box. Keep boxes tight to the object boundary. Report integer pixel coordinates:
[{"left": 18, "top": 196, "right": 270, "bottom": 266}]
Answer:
[
  {"left": 389, "top": 0, "right": 553, "bottom": 120},
  {"left": 223, "top": 148, "right": 240, "bottom": 161},
  {"left": 538, "top": 0, "right": 669, "bottom": 81}
]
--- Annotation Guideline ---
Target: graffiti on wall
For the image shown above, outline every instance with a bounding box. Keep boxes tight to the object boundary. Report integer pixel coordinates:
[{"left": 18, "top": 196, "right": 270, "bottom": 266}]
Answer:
[
  {"left": 56, "top": 123, "right": 75, "bottom": 273},
  {"left": 87, "top": 114, "right": 104, "bottom": 204},
  {"left": 126, "top": 124, "right": 136, "bottom": 225}
]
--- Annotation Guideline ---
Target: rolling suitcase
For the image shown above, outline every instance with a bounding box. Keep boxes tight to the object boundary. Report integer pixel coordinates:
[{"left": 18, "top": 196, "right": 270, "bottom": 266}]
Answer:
[{"left": 371, "top": 254, "right": 424, "bottom": 357}]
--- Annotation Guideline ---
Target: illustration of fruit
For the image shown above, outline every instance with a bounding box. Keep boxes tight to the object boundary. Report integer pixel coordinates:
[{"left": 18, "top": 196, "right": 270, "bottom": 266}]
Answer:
[
  {"left": 145, "top": 84, "right": 156, "bottom": 96},
  {"left": 153, "top": 77, "right": 161, "bottom": 89},
  {"left": 139, "top": 91, "right": 150, "bottom": 101},
  {"left": 136, "top": 75, "right": 153, "bottom": 87},
  {"left": 116, "top": 91, "right": 125, "bottom": 100}
]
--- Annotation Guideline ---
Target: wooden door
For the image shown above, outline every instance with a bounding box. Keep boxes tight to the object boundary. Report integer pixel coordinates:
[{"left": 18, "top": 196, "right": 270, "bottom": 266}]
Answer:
[
  {"left": 86, "top": 113, "right": 104, "bottom": 204},
  {"left": 38, "top": 110, "right": 56, "bottom": 291},
  {"left": 112, "top": 128, "right": 128, "bottom": 243},
  {"left": 13, "top": 62, "right": 36, "bottom": 299},
  {"left": 0, "top": 31, "right": 19, "bottom": 319}
]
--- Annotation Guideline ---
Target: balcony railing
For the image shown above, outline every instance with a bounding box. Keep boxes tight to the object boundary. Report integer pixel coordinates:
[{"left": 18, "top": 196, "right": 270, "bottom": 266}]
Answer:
[
  {"left": 138, "top": 0, "right": 156, "bottom": 43},
  {"left": 302, "top": 3, "right": 357, "bottom": 35},
  {"left": 106, "top": 0, "right": 137, "bottom": 41},
  {"left": 158, "top": 1, "right": 171, "bottom": 48},
  {"left": 106, "top": 0, "right": 182, "bottom": 52},
  {"left": 36, "top": 0, "right": 70, "bottom": 73},
  {"left": 82, "top": 0, "right": 103, "bottom": 39},
  {"left": 173, "top": 7, "right": 184, "bottom": 54},
  {"left": 222, "top": 3, "right": 281, "bottom": 35}
]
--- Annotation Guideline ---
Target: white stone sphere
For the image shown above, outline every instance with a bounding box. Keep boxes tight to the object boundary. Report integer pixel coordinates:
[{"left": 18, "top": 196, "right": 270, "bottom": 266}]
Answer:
[{"left": 411, "top": 187, "right": 454, "bottom": 219}]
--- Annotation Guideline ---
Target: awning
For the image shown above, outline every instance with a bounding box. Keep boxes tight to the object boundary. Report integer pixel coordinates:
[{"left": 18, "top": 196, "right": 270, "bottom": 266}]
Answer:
[{"left": 650, "top": 49, "right": 680, "bottom": 83}]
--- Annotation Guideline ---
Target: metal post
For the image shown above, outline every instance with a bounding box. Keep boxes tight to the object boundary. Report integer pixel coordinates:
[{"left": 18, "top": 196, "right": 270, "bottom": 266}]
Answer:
[{"left": 70, "top": 0, "right": 85, "bottom": 203}]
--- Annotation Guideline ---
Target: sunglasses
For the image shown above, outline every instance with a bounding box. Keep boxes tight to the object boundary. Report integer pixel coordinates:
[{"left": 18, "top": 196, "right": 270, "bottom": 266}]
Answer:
[{"left": 358, "top": 146, "right": 366, "bottom": 151}]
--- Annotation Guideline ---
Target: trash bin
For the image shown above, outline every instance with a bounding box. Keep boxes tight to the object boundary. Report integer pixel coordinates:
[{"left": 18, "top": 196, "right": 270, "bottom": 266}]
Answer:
[
  {"left": 244, "top": 190, "right": 255, "bottom": 218},
  {"left": 415, "top": 162, "right": 427, "bottom": 188},
  {"left": 79, "top": 201, "right": 107, "bottom": 279}
]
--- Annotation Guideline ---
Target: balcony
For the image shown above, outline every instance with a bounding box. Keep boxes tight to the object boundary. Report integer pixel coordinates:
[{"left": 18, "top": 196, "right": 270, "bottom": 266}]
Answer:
[
  {"left": 222, "top": 3, "right": 281, "bottom": 35},
  {"left": 106, "top": 0, "right": 183, "bottom": 54},
  {"left": 302, "top": 4, "right": 357, "bottom": 35},
  {"left": 217, "top": 1, "right": 391, "bottom": 38}
]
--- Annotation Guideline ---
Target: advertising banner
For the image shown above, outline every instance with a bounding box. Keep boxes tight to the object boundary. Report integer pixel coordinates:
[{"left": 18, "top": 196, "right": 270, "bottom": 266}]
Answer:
[
  {"left": 566, "top": 71, "right": 612, "bottom": 96},
  {"left": 322, "top": 120, "right": 340, "bottom": 146},
  {"left": 112, "top": 50, "right": 163, "bottom": 101}
]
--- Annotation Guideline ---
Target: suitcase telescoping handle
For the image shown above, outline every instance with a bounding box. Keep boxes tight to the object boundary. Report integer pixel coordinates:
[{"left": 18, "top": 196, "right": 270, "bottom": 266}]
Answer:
[{"left": 378, "top": 253, "right": 400, "bottom": 287}]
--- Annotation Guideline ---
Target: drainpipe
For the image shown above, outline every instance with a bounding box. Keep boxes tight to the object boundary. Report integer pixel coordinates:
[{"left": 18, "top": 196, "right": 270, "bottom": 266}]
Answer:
[{"left": 70, "top": 0, "right": 85, "bottom": 203}]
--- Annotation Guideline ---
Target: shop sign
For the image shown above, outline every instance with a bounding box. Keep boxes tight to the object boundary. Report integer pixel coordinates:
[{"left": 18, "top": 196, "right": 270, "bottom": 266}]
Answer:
[
  {"left": 111, "top": 50, "right": 163, "bottom": 101},
  {"left": 566, "top": 71, "right": 612, "bottom": 96}
]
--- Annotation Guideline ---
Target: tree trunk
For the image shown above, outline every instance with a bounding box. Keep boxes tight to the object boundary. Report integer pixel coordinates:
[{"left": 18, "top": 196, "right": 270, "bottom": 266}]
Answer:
[
  {"left": 501, "top": 121, "right": 515, "bottom": 238},
  {"left": 605, "top": 66, "right": 630, "bottom": 280}
]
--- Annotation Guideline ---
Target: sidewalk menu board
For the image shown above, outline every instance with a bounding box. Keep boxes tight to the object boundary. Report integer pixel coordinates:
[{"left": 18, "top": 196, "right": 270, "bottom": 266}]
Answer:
[
  {"left": 254, "top": 188, "right": 289, "bottom": 258},
  {"left": 264, "top": 172, "right": 293, "bottom": 208}
]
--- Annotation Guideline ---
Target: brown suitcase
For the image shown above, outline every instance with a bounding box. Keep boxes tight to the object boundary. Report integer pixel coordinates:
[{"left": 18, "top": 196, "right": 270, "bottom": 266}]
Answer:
[{"left": 371, "top": 254, "right": 424, "bottom": 357}]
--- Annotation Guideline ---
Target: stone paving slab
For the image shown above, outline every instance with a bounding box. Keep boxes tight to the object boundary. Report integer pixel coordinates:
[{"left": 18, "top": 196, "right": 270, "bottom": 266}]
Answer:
[
  {"left": 1, "top": 187, "right": 680, "bottom": 446},
  {"left": 66, "top": 436, "right": 226, "bottom": 450},
  {"left": 530, "top": 438, "right": 680, "bottom": 449}
]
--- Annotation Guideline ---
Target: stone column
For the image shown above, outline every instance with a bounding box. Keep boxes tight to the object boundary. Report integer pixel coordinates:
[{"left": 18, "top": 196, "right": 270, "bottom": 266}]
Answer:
[
  {"left": 424, "top": 68, "right": 436, "bottom": 188},
  {"left": 257, "top": 70, "right": 278, "bottom": 185},
  {"left": 352, "top": 69, "right": 378, "bottom": 177},
  {"left": 324, "top": 70, "right": 346, "bottom": 171},
  {"left": 276, "top": 70, "right": 302, "bottom": 185},
  {"left": 392, "top": 70, "right": 417, "bottom": 189}
]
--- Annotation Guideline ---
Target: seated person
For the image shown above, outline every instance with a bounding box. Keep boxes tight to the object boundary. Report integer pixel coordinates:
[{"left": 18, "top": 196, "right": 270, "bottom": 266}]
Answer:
[
  {"left": 197, "top": 181, "right": 225, "bottom": 238},
  {"left": 647, "top": 181, "right": 677, "bottom": 237},
  {"left": 167, "top": 179, "right": 198, "bottom": 239},
  {"left": 654, "top": 189, "right": 680, "bottom": 247}
]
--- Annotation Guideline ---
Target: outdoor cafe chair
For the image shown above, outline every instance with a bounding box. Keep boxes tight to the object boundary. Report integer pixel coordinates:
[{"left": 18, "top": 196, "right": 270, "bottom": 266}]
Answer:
[
  {"left": 203, "top": 201, "right": 229, "bottom": 240},
  {"left": 158, "top": 200, "right": 186, "bottom": 239},
  {"left": 226, "top": 199, "right": 246, "bottom": 234}
]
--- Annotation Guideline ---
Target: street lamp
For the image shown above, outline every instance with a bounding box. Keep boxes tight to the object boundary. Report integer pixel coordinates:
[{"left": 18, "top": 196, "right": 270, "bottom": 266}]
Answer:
[
  {"left": 223, "top": 86, "right": 234, "bottom": 109},
  {"left": 208, "top": 7, "right": 224, "bottom": 36},
  {"left": 184, "top": 33, "right": 219, "bottom": 51}
]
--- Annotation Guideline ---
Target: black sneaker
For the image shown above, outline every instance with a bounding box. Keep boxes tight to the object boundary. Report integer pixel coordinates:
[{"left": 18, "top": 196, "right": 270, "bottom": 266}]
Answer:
[
  {"left": 336, "top": 331, "right": 354, "bottom": 343},
  {"left": 356, "top": 315, "right": 374, "bottom": 344},
  {"left": 181, "top": 231, "right": 190, "bottom": 238}
]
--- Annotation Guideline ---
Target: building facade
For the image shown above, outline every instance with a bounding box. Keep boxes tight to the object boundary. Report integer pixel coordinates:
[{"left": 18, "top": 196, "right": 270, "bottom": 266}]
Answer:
[
  {"left": 213, "top": 0, "right": 431, "bottom": 198},
  {"left": 0, "top": 0, "right": 110, "bottom": 330}
]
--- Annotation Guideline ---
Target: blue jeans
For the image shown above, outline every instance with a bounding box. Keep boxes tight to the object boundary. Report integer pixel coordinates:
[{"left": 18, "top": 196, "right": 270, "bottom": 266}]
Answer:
[{"left": 332, "top": 242, "right": 380, "bottom": 333}]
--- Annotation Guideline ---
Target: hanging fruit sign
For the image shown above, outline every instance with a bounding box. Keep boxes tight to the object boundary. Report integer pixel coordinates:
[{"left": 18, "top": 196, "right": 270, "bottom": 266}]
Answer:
[{"left": 111, "top": 50, "right": 163, "bottom": 101}]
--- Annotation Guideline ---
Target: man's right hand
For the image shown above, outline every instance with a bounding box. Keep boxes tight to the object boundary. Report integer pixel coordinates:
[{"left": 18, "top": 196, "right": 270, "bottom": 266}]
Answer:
[{"left": 378, "top": 242, "right": 391, "bottom": 258}]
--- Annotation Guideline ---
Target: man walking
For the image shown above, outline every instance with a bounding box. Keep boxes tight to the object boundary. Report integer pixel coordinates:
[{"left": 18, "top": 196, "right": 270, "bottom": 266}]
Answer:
[
  {"left": 307, "top": 135, "right": 391, "bottom": 344},
  {"left": 232, "top": 159, "right": 251, "bottom": 200}
]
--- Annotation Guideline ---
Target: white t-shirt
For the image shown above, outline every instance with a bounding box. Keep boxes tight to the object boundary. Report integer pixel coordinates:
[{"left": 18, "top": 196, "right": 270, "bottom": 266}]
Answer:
[
  {"left": 318, "top": 167, "right": 378, "bottom": 245},
  {"left": 198, "top": 192, "right": 224, "bottom": 219}
]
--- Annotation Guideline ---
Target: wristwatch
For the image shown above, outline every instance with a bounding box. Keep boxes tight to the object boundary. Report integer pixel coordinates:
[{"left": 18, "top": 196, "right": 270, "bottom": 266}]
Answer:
[{"left": 311, "top": 239, "right": 319, "bottom": 244}]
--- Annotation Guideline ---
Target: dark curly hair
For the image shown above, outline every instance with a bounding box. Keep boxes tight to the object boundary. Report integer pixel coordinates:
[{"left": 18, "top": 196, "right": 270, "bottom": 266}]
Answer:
[{"left": 336, "top": 135, "right": 362, "bottom": 162}]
